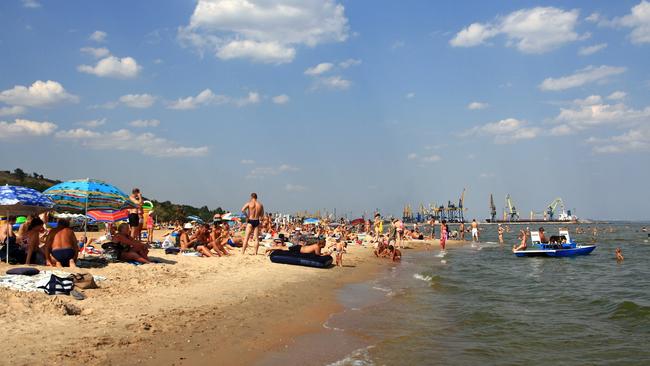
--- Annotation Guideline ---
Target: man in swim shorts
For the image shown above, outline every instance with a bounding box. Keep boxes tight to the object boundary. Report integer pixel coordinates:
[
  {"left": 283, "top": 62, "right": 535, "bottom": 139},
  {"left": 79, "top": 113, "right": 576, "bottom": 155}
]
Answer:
[
  {"left": 471, "top": 219, "right": 479, "bottom": 242},
  {"left": 128, "top": 188, "right": 144, "bottom": 240},
  {"left": 241, "top": 192, "right": 264, "bottom": 255},
  {"left": 44, "top": 219, "right": 79, "bottom": 268}
]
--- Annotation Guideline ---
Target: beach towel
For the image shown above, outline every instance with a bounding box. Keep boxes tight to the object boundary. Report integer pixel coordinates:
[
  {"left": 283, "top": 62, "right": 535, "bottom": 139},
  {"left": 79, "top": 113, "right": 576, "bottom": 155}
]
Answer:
[{"left": 0, "top": 271, "right": 106, "bottom": 293}]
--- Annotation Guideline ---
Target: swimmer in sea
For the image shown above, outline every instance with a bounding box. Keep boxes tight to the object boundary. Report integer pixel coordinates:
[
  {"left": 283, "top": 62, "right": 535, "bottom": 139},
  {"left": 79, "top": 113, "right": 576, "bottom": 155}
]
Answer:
[
  {"left": 616, "top": 247, "right": 624, "bottom": 262},
  {"left": 241, "top": 192, "right": 264, "bottom": 255},
  {"left": 512, "top": 229, "right": 527, "bottom": 252}
]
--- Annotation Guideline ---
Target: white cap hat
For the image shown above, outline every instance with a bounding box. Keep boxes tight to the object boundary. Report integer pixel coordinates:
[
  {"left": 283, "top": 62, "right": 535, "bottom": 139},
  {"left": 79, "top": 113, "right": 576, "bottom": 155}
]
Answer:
[{"left": 184, "top": 223, "right": 193, "bottom": 229}]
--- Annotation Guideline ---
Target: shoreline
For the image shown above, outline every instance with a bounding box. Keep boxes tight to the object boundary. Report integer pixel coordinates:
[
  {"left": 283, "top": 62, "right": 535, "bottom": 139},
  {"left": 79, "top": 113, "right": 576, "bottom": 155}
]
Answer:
[{"left": 0, "top": 234, "right": 470, "bottom": 366}]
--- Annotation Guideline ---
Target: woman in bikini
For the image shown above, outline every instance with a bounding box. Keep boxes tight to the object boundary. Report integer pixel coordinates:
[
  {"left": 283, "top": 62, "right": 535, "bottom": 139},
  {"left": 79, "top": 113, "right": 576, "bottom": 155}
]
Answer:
[
  {"left": 18, "top": 217, "right": 45, "bottom": 265},
  {"left": 113, "top": 223, "right": 151, "bottom": 263}
]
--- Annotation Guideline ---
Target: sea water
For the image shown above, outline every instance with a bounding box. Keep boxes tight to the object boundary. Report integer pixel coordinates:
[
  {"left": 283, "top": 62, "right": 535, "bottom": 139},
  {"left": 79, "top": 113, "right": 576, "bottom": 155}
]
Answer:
[{"left": 329, "top": 223, "right": 650, "bottom": 365}]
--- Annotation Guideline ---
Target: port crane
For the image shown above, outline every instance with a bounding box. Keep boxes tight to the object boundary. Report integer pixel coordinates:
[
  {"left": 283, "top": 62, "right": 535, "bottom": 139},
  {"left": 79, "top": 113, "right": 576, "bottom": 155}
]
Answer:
[
  {"left": 545, "top": 198, "right": 565, "bottom": 220},
  {"left": 489, "top": 194, "right": 497, "bottom": 222},
  {"left": 505, "top": 194, "right": 519, "bottom": 221}
]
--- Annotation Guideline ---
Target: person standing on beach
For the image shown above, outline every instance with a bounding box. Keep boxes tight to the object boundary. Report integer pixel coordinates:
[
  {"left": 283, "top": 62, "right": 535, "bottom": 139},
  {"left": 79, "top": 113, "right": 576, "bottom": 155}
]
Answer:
[
  {"left": 471, "top": 219, "right": 479, "bottom": 242},
  {"left": 241, "top": 192, "right": 264, "bottom": 255},
  {"left": 428, "top": 217, "right": 435, "bottom": 240},
  {"left": 128, "top": 188, "right": 144, "bottom": 240}
]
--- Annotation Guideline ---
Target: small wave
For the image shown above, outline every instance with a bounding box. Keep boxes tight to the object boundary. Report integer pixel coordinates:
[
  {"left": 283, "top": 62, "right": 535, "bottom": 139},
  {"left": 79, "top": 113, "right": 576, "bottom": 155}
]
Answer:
[
  {"left": 372, "top": 286, "right": 391, "bottom": 293},
  {"left": 610, "top": 300, "right": 650, "bottom": 320},
  {"left": 414, "top": 273, "right": 433, "bottom": 282},
  {"left": 435, "top": 251, "right": 447, "bottom": 258},
  {"left": 327, "top": 345, "right": 376, "bottom": 366}
]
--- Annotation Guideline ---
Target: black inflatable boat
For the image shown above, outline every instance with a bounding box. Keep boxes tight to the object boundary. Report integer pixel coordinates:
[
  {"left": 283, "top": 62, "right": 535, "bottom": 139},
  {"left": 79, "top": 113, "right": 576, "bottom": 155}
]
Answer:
[{"left": 269, "top": 249, "right": 333, "bottom": 268}]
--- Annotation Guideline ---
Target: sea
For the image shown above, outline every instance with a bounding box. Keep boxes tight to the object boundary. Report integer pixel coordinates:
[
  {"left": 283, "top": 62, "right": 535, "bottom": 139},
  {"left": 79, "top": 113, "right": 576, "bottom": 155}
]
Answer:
[
  {"left": 322, "top": 222, "right": 650, "bottom": 366},
  {"left": 325, "top": 223, "right": 650, "bottom": 366}
]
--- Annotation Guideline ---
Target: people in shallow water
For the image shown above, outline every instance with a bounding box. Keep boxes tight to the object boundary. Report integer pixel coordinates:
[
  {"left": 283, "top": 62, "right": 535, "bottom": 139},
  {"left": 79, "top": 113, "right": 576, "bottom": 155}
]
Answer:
[
  {"left": 498, "top": 224, "right": 504, "bottom": 244},
  {"left": 512, "top": 229, "right": 528, "bottom": 252},
  {"left": 616, "top": 247, "right": 624, "bottom": 262}
]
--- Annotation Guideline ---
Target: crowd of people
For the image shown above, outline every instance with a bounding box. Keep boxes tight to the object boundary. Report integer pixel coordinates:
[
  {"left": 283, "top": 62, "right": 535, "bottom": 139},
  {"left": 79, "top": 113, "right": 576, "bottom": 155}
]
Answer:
[{"left": 4, "top": 186, "right": 633, "bottom": 268}]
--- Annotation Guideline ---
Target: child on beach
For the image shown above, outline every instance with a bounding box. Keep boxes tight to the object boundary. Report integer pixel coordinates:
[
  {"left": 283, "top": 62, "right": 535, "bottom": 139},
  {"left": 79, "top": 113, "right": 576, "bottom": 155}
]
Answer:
[
  {"left": 388, "top": 245, "right": 401, "bottom": 262},
  {"left": 440, "top": 220, "right": 448, "bottom": 251},
  {"left": 334, "top": 236, "right": 345, "bottom": 267}
]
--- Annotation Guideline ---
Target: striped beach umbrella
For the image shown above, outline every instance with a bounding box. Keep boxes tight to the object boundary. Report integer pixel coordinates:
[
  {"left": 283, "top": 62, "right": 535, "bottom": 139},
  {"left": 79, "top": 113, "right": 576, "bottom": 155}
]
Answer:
[
  {"left": 87, "top": 209, "right": 129, "bottom": 223},
  {"left": 44, "top": 179, "right": 135, "bottom": 212}
]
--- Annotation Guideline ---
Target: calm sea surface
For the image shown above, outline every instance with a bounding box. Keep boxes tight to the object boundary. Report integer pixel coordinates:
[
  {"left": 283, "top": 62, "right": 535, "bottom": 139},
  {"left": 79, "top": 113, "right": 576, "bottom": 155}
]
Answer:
[{"left": 329, "top": 223, "right": 650, "bottom": 366}]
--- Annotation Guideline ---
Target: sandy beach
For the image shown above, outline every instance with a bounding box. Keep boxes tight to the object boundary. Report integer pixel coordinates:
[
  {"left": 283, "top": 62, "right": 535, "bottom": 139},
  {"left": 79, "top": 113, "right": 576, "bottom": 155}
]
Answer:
[{"left": 0, "top": 230, "right": 467, "bottom": 366}]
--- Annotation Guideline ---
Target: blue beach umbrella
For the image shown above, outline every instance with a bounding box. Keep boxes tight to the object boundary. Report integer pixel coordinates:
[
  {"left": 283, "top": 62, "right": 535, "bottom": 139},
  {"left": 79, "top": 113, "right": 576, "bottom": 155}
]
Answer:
[
  {"left": 304, "top": 218, "right": 320, "bottom": 225},
  {"left": 0, "top": 185, "right": 55, "bottom": 263}
]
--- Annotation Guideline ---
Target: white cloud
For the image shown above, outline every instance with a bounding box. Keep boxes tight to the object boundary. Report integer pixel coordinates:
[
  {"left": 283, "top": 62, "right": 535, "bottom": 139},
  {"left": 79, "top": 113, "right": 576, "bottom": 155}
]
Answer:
[
  {"left": 279, "top": 164, "right": 299, "bottom": 172},
  {"left": 539, "top": 65, "right": 626, "bottom": 91},
  {"left": 235, "top": 92, "right": 260, "bottom": 107},
  {"left": 78, "top": 118, "right": 106, "bottom": 128},
  {"left": 240, "top": 159, "right": 255, "bottom": 165},
  {"left": 129, "top": 119, "right": 160, "bottom": 128},
  {"left": 450, "top": 7, "right": 583, "bottom": 54},
  {"left": 216, "top": 40, "right": 296, "bottom": 64},
  {"left": 578, "top": 43, "right": 607, "bottom": 56},
  {"left": 247, "top": 163, "right": 299, "bottom": 179},
  {"left": 421, "top": 154, "right": 442, "bottom": 163},
  {"left": 178, "top": 0, "right": 349, "bottom": 64},
  {"left": 80, "top": 47, "right": 110, "bottom": 58},
  {"left": 305, "top": 62, "right": 334, "bottom": 76},
  {"left": 272, "top": 94, "right": 290, "bottom": 104},
  {"left": 0, "top": 80, "right": 78, "bottom": 107},
  {"left": 167, "top": 89, "right": 259, "bottom": 109},
  {"left": 468, "top": 101, "right": 489, "bottom": 110},
  {"left": 407, "top": 152, "right": 441, "bottom": 163},
  {"left": 22, "top": 0, "right": 41, "bottom": 9},
  {"left": 0, "top": 119, "right": 57, "bottom": 139},
  {"left": 78, "top": 56, "right": 141, "bottom": 79},
  {"left": 338, "top": 58, "right": 361, "bottom": 68},
  {"left": 55, "top": 128, "right": 208, "bottom": 157},
  {"left": 119, "top": 93, "right": 156, "bottom": 108},
  {"left": 285, "top": 184, "right": 307, "bottom": 192},
  {"left": 0, "top": 106, "right": 26, "bottom": 116},
  {"left": 89, "top": 30, "right": 107, "bottom": 42},
  {"left": 462, "top": 118, "right": 541, "bottom": 144},
  {"left": 479, "top": 172, "right": 495, "bottom": 178},
  {"left": 607, "top": 91, "right": 627, "bottom": 100},
  {"left": 314, "top": 75, "right": 351, "bottom": 90},
  {"left": 553, "top": 96, "right": 650, "bottom": 134},
  {"left": 405, "top": 92, "right": 416, "bottom": 99},
  {"left": 168, "top": 89, "right": 222, "bottom": 110},
  {"left": 391, "top": 40, "right": 405, "bottom": 49},
  {"left": 610, "top": 1, "right": 650, "bottom": 44},
  {"left": 588, "top": 125, "right": 650, "bottom": 153}
]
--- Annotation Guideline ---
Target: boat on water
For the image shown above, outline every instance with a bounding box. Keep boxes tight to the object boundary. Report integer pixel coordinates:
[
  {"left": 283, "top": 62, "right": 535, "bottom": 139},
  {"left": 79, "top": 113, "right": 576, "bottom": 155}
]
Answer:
[{"left": 514, "top": 229, "right": 596, "bottom": 257}]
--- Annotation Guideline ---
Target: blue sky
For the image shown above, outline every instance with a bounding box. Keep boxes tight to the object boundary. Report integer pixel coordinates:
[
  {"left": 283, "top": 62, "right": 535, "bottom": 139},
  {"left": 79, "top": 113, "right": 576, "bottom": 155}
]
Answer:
[{"left": 1, "top": 0, "right": 649, "bottom": 220}]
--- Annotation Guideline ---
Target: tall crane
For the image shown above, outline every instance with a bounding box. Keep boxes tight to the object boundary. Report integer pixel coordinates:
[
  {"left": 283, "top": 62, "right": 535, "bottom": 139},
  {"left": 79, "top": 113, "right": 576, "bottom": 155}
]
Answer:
[
  {"left": 545, "top": 198, "right": 565, "bottom": 220},
  {"left": 505, "top": 194, "right": 519, "bottom": 221},
  {"left": 458, "top": 188, "right": 466, "bottom": 222},
  {"left": 489, "top": 194, "right": 497, "bottom": 222}
]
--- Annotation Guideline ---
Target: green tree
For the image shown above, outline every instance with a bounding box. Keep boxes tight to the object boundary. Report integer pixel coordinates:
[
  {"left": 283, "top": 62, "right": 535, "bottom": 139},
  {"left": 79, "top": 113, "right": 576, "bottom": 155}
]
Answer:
[{"left": 13, "top": 168, "right": 26, "bottom": 182}]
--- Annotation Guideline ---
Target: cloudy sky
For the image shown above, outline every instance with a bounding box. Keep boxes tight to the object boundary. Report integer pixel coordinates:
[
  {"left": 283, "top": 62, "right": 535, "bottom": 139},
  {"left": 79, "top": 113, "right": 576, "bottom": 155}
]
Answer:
[{"left": 1, "top": 0, "right": 649, "bottom": 220}]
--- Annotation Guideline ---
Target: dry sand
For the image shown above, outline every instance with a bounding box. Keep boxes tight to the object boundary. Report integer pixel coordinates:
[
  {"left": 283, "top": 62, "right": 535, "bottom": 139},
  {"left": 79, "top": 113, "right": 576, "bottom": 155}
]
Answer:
[{"left": 0, "top": 232, "right": 466, "bottom": 366}]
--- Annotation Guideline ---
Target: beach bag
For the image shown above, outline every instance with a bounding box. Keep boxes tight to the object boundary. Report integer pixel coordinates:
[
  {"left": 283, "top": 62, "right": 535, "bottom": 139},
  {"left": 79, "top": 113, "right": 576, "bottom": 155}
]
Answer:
[
  {"left": 37, "top": 274, "right": 74, "bottom": 295},
  {"left": 161, "top": 235, "right": 175, "bottom": 249},
  {"left": 71, "top": 273, "right": 98, "bottom": 290},
  {"left": 101, "top": 243, "right": 122, "bottom": 262}
]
